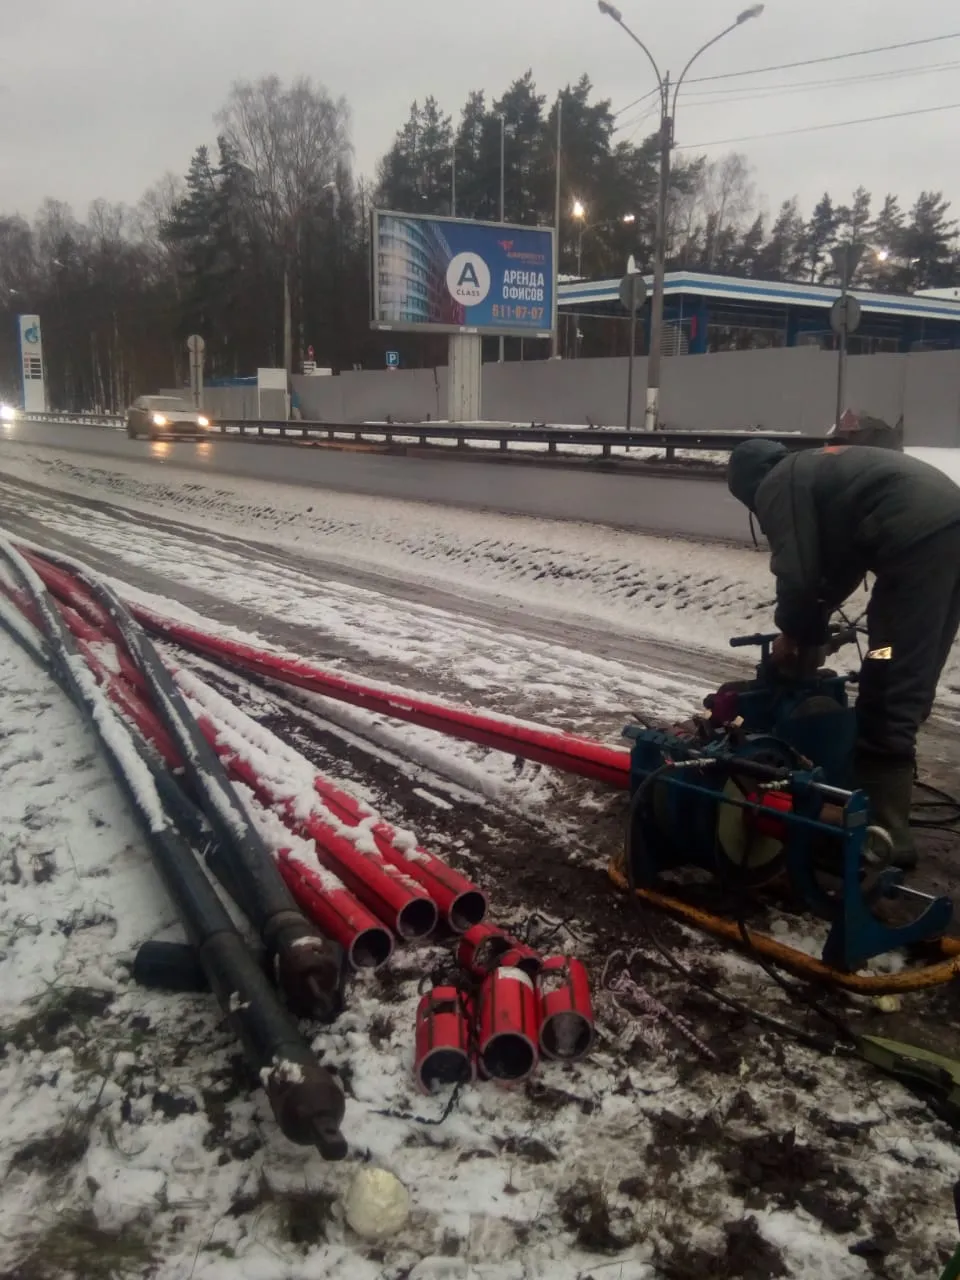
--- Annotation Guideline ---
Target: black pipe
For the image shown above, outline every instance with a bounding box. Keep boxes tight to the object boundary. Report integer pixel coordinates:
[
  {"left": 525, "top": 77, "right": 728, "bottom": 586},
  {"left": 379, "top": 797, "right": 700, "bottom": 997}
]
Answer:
[
  {"left": 35, "top": 550, "right": 345, "bottom": 1023},
  {"left": 0, "top": 539, "right": 347, "bottom": 1158}
]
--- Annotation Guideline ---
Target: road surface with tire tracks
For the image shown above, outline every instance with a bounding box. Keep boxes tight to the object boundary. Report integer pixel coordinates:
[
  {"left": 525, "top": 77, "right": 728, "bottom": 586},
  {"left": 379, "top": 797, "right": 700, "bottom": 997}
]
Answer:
[{"left": 4, "top": 417, "right": 750, "bottom": 542}]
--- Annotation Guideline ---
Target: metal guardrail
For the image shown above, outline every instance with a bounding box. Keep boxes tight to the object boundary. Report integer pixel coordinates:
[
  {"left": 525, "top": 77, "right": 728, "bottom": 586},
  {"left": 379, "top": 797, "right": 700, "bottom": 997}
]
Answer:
[{"left": 15, "top": 410, "right": 826, "bottom": 460}]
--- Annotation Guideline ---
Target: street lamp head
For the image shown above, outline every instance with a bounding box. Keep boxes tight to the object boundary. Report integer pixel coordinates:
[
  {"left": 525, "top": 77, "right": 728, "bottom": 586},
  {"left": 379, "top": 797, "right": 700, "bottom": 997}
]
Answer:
[
  {"left": 597, "top": 1, "right": 623, "bottom": 20},
  {"left": 876, "top": 249, "right": 890, "bottom": 262},
  {"left": 622, "top": 213, "right": 636, "bottom": 224},
  {"left": 572, "top": 200, "right": 586, "bottom": 220},
  {"left": 736, "top": 3, "right": 764, "bottom": 21}
]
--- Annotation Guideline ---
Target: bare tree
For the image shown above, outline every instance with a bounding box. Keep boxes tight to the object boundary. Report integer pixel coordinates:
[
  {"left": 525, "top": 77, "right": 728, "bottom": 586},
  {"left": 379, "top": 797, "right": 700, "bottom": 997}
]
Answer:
[{"left": 216, "top": 76, "right": 351, "bottom": 370}]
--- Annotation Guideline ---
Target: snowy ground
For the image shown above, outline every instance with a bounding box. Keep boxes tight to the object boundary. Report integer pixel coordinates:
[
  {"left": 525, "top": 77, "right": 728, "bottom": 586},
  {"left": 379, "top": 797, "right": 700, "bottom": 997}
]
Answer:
[
  {"left": 2, "top": 441, "right": 960, "bottom": 1277},
  {"left": 0, "top": 440, "right": 957, "bottom": 708},
  {"left": 4, "top": 621, "right": 960, "bottom": 1280}
]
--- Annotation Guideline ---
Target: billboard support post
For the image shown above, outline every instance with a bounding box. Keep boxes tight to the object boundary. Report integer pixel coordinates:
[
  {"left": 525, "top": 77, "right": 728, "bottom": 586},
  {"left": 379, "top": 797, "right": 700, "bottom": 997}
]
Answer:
[{"left": 448, "top": 334, "right": 482, "bottom": 423}]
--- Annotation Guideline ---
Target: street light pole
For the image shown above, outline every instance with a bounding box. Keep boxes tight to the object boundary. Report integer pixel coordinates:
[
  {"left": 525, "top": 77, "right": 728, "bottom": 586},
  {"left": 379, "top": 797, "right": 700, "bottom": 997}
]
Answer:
[
  {"left": 499, "top": 115, "right": 506, "bottom": 364},
  {"left": 551, "top": 97, "right": 562, "bottom": 359},
  {"left": 597, "top": 3, "right": 764, "bottom": 429}
]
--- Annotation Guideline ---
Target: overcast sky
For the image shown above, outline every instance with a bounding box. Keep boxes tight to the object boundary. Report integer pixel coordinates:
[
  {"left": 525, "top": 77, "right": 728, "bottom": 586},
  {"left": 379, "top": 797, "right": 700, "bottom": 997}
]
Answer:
[{"left": 4, "top": 0, "right": 959, "bottom": 224}]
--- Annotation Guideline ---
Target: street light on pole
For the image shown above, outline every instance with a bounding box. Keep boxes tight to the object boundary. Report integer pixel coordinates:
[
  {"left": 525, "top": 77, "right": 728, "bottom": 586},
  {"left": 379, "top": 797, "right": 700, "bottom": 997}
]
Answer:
[
  {"left": 830, "top": 243, "right": 888, "bottom": 430},
  {"left": 572, "top": 199, "right": 587, "bottom": 276},
  {"left": 597, "top": 1, "right": 765, "bottom": 430}
]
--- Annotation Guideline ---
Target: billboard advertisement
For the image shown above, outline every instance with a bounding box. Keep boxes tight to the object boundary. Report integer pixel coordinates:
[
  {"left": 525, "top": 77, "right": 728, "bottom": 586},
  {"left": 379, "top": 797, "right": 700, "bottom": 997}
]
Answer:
[
  {"left": 371, "top": 211, "right": 555, "bottom": 338},
  {"left": 18, "top": 315, "right": 46, "bottom": 413}
]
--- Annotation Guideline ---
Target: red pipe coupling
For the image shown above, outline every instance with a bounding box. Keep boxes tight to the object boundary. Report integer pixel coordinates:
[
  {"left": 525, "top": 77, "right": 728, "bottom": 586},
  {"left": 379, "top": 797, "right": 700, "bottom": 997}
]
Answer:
[
  {"left": 476, "top": 966, "right": 539, "bottom": 1084},
  {"left": 457, "top": 923, "right": 541, "bottom": 980},
  {"left": 414, "top": 986, "right": 475, "bottom": 1094},
  {"left": 536, "top": 957, "right": 596, "bottom": 1061}
]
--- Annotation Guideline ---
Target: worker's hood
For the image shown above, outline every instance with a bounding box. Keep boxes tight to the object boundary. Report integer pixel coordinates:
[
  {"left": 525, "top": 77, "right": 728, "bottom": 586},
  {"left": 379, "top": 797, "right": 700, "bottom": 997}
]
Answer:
[{"left": 727, "top": 439, "right": 790, "bottom": 512}]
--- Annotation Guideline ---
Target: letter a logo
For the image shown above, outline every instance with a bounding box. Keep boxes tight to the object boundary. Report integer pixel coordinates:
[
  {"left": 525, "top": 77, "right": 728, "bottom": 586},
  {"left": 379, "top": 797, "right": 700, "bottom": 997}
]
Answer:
[{"left": 447, "top": 252, "right": 491, "bottom": 306}]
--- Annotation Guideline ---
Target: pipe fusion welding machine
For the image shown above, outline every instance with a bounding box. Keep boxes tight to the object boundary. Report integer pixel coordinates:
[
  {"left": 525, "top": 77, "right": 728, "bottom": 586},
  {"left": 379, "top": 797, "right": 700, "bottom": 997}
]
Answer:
[{"left": 622, "top": 632, "right": 953, "bottom": 972}]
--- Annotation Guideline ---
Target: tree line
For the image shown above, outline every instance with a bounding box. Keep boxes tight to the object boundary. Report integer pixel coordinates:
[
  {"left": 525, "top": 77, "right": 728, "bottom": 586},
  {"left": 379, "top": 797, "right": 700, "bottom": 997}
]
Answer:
[{"left": 1, "top": 71, "right": 957, "bottom": 410}]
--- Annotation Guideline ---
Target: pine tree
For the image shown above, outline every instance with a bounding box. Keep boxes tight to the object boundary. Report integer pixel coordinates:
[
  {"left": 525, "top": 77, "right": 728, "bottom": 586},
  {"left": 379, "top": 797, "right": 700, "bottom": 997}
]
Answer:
[
  {"left": 800, "top": 193, "right": 839, "bottom": 282},
  {"left": 899, "top": 191, "right": 958, "bottom": 291}
]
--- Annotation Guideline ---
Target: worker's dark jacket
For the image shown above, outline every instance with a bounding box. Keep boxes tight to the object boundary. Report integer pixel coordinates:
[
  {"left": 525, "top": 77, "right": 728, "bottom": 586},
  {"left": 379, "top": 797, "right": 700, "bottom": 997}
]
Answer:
[{"left": 727, "top": 441, "right": 960, "bottom": 644}]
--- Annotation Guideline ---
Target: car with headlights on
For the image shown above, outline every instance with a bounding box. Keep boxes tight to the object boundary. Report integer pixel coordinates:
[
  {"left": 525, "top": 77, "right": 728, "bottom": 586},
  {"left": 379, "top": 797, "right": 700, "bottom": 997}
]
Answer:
[{"left": 126, "top": 395, "right": 213, "bottom": 440}]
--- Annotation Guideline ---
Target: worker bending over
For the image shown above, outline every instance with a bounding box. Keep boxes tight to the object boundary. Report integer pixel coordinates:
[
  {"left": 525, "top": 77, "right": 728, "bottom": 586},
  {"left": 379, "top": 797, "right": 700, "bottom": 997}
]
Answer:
[{"left": 727, "top": 440, "right": 960, "bottom": 867}]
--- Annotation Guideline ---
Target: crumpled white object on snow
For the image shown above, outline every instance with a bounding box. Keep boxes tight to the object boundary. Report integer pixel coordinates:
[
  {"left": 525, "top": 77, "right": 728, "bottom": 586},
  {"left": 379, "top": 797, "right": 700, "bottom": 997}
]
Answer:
[{"left": 344, "top": 1166, "right": 410, "bottom": 1240}]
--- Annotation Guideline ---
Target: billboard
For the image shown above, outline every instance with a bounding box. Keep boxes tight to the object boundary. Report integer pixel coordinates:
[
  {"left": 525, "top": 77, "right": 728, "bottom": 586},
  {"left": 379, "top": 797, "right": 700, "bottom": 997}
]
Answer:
[
  {"left": 371, "top": 211, "right": 555, "bottom": 338},
  {"left": 18, "top": 315, "right": 46, "bottom": 413}
]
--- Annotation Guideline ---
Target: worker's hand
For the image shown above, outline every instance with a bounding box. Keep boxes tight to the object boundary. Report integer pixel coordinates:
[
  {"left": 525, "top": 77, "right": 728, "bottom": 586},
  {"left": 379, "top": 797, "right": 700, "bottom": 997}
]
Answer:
[
  {"left": 771, "top": 634, "right": 827, "bottom": 677},
  {"left": 770, "top": 634, "right": 799, "bottom": 669}
]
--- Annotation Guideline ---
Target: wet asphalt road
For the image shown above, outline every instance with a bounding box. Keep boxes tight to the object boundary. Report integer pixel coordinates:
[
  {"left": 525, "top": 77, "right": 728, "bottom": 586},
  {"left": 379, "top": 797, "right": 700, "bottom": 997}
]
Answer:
[{"left": 5, "top": 419, "right": 751, "bottom": 543}]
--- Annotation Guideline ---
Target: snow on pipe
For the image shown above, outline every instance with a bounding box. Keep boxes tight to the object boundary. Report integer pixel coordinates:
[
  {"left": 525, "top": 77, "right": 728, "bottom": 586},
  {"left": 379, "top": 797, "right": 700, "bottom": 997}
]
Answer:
[
  {"left": 311, "top": 777, "right": 486, "bottom": 933},
  {"left": 123, "top": 604, "right": 632, "bottom": 789},
  {"left": 44, "top": 563, "right": 348, "bottom": 1025},
  {"left": 276, "top": 850, "right": 395, "bottom": 972},
  {"left": 207, "top": 729, "right": 438, "bottom": 941},
  {"left": 47, "top": 582, "right": 389, "bottom": 973},
  {"left": 0, "top": 539, "right": 348, "bottom": 1158},
  {"left": 19, "top": 551, "right": 411, "bottom": 974},
  {"left": 20, "top": 549, "right": 123, "bottom": 645}
]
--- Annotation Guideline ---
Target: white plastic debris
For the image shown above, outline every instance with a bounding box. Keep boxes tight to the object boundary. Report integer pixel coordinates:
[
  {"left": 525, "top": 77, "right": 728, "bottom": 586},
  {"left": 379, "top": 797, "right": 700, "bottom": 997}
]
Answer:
[{"left": 344, "top": 1167, "right": 410, "bottom": 1240}]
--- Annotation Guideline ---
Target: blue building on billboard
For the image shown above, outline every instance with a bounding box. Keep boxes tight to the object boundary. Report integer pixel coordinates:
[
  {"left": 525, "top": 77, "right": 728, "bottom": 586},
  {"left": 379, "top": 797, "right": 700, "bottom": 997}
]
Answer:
[{"left": 376, "top": 215, "right": 465, "bottom": 328}]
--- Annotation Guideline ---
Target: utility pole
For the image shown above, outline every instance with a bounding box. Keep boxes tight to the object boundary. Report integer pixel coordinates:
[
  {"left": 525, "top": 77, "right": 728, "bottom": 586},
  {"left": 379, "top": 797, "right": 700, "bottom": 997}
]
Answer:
[
  {"left": 451, "top": 144, "right": 457, "bottom": 217},
  {"left": 597, "top": 3, "right": 765, "bottom": 429},
  {"left": 831, "top": 242, "right": 865, "bottom": 432},
  {"left": 499, "top": 114, "right": 506, "bottom": 364},
  {"left": 551, "top": 97, "right": 562, "bottom": 359},
  {"left": 283, "top": 264, "right": 292, "bottom": 373},
  {"left": 646, "top": 76, "right": 671, "bottom": 428}
]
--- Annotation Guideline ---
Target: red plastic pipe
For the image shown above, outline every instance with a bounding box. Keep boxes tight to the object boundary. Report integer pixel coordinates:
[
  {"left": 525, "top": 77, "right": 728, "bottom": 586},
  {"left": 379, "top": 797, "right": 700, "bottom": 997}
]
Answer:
[
  {"left": 312, "top": 777, "right": 486, "bottom": 933},
  {"left": 123, "top": 604, "right": 632, "bottom": 789},
  {"left": 198, "top": 719, "right": 438, "bottom": 940},
  {"left": 5, "top": 561, "right": 400, "bottom": 971},
  {"left": 276, "top": 850, "right": 394, "bottom": 971},
  {"left": 20, "top": 549, "right": 123, "bottom": 645},
  {"left": 1, "top": 578, "right": 182, "bottom": 767}
]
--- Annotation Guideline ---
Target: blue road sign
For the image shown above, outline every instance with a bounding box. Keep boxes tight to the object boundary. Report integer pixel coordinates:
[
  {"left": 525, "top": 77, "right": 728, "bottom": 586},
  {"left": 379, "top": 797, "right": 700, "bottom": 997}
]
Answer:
[{"left": 386, "top": 351, "right": 400, "bottom": 368}]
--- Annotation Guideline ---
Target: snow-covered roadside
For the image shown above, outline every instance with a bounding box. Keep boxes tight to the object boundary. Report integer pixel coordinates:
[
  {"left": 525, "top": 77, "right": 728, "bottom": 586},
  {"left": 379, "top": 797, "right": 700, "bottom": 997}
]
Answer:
[
  {"left": 3, "top": 626, "right": 960, "bottom": 1280},
  {"left": 1, "top": 445, "right": 958, "bottom": 710}
]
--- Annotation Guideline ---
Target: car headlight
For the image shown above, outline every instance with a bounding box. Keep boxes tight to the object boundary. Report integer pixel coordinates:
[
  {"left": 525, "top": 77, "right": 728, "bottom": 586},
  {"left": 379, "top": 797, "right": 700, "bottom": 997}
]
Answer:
[
  {"left": 151, "top": 413, "right": 168, "bottom": 426},
  {"left": 197, "top": 415, "right": 210, "bottom": 428},
  {"left": 0, "top": 404, "right": 16, "bottom": 422}
]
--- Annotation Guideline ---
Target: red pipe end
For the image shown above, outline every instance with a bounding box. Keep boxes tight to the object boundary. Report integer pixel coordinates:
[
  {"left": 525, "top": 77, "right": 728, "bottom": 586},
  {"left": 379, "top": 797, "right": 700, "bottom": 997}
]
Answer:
[
  {"left": 447, "top": 889, "right": 487, "bottom": 934},
  {"left": 539, "top": 1010, "right": 595, "bottom": 1061},
  {"left": 417, "top": 1046, "right": 475, "bottom": 1094},
  {"left": 396, "top": 896, "right": 440, "bottom": 941},
  {"left": 347, "top": 925, "right": 395, "bottom": 972},
  {"left": 479, "top": 1030, "right": 539, "bottom": 1084}
]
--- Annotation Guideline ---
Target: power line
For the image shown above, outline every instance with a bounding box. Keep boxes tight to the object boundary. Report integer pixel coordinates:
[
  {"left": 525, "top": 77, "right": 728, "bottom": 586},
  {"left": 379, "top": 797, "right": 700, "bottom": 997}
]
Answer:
[
  {"left": 686, "top": 30, "right": 960, "bottom": 85},
  {"left": 613, "top": 86, "right": 660, "bottom": 119},
  {"left": 676, "top": 100, "right": 960, "bottom": 149},
  {"left": 679, "top": 59, "right": 960, "bottom": 104}
]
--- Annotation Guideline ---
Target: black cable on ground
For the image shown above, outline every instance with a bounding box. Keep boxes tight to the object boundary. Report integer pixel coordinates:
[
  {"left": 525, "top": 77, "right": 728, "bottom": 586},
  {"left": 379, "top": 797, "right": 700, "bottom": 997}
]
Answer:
[{"left": 0, "top": 538, "right": 348, "bottom": 1159}]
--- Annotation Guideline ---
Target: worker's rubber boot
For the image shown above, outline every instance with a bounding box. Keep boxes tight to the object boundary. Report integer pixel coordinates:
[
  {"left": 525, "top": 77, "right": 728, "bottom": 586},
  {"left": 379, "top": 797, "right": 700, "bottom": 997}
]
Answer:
[{"left": 853, "top": 752, "right": 918, "bottom": 871}]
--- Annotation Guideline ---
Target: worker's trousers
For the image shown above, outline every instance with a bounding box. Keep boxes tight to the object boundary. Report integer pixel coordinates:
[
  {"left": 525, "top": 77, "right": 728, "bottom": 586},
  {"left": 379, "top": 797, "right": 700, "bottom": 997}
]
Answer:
[{"left": 857, "top": 522, "right": 960, "bottom": 760}]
